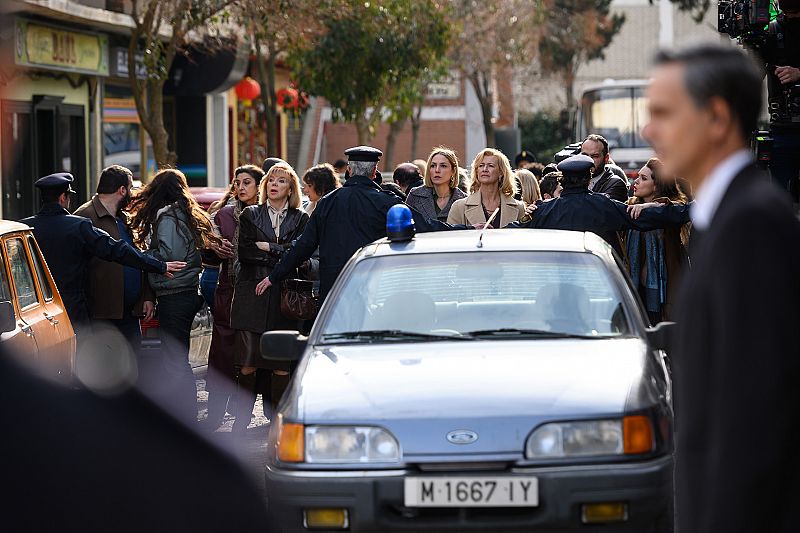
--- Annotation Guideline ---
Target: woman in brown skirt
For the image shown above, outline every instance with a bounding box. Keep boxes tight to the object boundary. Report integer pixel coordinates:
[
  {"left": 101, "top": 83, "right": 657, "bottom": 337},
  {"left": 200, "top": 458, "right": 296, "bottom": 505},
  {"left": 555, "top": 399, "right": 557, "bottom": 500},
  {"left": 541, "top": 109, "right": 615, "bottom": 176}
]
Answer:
[{"left": 229, "top": 163, "right": 309, "bottom": 432}]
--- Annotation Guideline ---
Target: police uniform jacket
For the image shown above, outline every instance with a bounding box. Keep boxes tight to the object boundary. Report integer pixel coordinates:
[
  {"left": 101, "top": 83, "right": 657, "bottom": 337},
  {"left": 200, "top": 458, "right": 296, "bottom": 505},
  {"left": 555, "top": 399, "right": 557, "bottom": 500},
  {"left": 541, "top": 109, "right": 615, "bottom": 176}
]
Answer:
[
  {"left": 268, "top": 174, "right": 453, "bottom": 300},
  {"left": 506, "top": 186, "right": 690, "bottom": 256},
  {"left": 73, "top": 196, "right": 156, "bottom": 320},
  {"left": 21, "top": 203, "right": 166, "bottom": 324}
]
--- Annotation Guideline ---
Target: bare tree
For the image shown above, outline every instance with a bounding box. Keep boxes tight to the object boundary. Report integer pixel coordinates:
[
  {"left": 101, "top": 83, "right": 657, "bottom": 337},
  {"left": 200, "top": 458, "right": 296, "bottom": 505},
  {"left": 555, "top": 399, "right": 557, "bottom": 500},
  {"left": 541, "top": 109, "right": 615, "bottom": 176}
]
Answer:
[{"left": 128, "top": 0, "right": 235, "bottom": 169}]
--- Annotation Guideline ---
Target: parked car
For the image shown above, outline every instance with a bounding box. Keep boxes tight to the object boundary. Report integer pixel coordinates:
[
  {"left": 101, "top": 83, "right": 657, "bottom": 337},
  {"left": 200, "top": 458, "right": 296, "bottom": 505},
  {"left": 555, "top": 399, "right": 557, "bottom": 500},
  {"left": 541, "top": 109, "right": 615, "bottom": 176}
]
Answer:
[
  {"left": 0, "top": 220, "right": 75, "bottom": 382},
  {"left": 189, "top": 187, "right": 228, "bottom": 211},
  {"left": 261, "top": 227, "right": 674, "bottom": 532}
]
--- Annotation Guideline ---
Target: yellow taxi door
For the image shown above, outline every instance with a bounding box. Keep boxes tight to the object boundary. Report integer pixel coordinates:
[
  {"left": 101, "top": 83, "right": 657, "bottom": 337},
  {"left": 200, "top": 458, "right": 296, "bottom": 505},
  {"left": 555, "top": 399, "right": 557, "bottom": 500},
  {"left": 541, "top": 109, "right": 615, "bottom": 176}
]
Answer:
[
  {"left": 4, "top": 236, "right": 66, "bottom": 380},
  {"left": 0, "top": 238, "right": 38, "bottom": 360}
]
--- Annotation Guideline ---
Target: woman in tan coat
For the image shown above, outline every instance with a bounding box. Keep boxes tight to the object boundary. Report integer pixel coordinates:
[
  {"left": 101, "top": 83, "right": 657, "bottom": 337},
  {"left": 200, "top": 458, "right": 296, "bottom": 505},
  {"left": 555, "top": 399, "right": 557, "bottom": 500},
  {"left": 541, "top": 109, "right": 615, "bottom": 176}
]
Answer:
[{"left": 447, "top": 148, "right": 526, "bottom": 228}]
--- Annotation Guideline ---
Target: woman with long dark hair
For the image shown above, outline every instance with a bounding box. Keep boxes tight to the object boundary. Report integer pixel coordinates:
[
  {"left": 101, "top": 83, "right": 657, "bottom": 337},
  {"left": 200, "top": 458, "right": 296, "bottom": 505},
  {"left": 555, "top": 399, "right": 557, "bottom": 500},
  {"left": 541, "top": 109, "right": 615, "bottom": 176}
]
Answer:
[
  {"left": 624, "top": 157, "right": 691, "bottom": 323},
  {"left": 229, "top": 163, "right": 309, "bottom": 432},
  {"left": 201, "top": 165, "right": 264, "bottom": 431},
  {"left": 128, "top": 168, "right": 221, "bottom": 421}
]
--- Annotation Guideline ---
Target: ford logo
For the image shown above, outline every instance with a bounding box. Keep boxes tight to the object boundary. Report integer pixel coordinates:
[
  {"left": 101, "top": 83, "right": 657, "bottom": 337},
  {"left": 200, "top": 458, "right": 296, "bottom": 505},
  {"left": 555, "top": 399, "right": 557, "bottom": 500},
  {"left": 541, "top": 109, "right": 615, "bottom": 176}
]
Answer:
[{"left": 446, "top": 429, "right": 479, "bottom": 445}]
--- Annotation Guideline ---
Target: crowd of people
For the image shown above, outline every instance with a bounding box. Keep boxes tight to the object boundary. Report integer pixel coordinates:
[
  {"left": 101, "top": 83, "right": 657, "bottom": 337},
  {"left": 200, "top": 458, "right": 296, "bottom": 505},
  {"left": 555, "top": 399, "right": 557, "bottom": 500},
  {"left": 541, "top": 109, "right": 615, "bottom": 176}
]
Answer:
[{"left": 9, "top": 39, "right": 800, "bottom": 532}]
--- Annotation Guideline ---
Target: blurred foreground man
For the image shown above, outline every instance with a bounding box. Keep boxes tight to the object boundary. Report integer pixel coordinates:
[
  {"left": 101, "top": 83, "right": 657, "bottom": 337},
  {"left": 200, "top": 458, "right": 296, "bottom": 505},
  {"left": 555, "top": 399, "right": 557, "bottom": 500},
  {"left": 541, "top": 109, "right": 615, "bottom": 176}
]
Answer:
[{"left": 643, "top": 44, "right": 800, "bottom": 532}]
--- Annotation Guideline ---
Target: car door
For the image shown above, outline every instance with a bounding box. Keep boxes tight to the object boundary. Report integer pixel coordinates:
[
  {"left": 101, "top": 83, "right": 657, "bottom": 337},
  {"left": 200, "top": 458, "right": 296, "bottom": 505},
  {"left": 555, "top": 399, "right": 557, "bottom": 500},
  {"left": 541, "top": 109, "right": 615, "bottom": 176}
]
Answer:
[
  {"left": 0, "top": 237, "right": 38, "bottom": 359},
  {"left": 26, "top": 234, "right": 75, "bottom": 376},
  {"left": 4, "top": 235, "right": 65, "bottom": 379}
]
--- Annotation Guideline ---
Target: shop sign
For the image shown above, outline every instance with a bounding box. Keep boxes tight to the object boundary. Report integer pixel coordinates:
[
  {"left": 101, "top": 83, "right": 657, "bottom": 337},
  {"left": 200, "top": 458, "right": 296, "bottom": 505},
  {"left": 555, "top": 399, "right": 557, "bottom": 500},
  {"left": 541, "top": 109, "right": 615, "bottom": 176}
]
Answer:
[
  {"left": 15, "top": 19, "right": 109, "bottom": 76},
  {"left": 426, "top": 71, "right": 461, "bottom": 99}
]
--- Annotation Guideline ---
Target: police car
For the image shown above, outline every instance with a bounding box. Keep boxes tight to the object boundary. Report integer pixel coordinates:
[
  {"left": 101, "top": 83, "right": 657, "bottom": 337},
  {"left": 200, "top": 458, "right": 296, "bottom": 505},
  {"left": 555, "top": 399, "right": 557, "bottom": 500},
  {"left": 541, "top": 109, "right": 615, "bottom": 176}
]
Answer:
[{"left": 260, "top": 206, "right": 674, "bottom": 532}]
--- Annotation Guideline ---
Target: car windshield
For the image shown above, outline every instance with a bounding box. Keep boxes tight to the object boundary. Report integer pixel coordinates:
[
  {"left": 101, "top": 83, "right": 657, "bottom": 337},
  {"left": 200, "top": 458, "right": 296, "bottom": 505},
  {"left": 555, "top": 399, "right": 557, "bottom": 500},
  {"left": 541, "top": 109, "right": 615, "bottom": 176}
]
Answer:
[{"left": 319, "top": 251, "right": 630, "bottom": 343}]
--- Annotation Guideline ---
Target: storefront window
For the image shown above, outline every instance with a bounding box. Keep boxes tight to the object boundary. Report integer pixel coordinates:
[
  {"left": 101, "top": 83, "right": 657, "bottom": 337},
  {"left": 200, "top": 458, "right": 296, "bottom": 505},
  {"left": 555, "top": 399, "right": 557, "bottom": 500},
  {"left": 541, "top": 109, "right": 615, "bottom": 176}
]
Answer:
[{"left": 103, "top": 85, "right": 143, "bottom": 183}]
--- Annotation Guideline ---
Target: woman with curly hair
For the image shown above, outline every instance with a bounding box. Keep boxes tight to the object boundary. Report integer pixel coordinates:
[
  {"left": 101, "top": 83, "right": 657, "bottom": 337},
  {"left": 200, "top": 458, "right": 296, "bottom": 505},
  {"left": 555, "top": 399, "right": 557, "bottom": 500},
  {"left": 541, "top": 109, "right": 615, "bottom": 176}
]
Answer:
[{"left": 128, "top": 168, "right": 221, "bottom": 421}]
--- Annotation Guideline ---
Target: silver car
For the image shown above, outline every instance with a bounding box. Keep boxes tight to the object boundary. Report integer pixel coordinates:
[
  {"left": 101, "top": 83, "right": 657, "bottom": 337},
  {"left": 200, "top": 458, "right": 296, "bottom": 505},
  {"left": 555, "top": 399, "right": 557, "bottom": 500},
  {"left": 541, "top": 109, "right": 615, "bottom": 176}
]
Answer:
[{"left": 261, "top": 229, "right": 674, "bottom": 532}]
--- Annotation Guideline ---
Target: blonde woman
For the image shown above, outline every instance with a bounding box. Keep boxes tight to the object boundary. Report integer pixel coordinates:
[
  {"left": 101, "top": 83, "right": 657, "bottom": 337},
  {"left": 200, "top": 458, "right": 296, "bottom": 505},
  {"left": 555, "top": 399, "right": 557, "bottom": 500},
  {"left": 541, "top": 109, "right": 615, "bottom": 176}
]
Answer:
[
  {"left": 447, "top": 148, "right": 526, "bottom": 228},
  {"left": 229, "top": 163, "right": 309, "bottom": 432},
  {"left": 515, "top": 168, "right": 542, "bottom": 206},
  {"left": 406, "top": 147, "right": 467, "bottom": 222}
]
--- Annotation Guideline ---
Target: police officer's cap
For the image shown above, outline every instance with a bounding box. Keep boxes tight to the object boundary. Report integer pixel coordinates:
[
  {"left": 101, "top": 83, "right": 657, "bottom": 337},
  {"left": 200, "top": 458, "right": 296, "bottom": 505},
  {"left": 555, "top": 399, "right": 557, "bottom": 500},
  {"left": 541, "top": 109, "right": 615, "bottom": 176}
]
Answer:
[
  {"left": 35, "top": 172, "right": 76, "bottom": 194},
  {"left": 345, "top": 146, "right": 383, "bottom": 162},
  {"left": 557, "top": 155, "right": 594, "bottom": 179},
  {"left": 515, "top": 150, "right": 536, "bottom": 166}
]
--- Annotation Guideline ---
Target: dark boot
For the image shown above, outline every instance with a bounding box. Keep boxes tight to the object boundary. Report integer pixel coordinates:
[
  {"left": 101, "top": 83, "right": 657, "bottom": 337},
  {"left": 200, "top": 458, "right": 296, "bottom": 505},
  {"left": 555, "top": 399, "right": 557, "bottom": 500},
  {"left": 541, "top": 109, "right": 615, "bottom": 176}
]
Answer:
[
  {"left": 232, "top": 371, "right": 257, "bottom": 434},
  {"left": 201, "top": 389, "right": 228, "bottom": 431}
]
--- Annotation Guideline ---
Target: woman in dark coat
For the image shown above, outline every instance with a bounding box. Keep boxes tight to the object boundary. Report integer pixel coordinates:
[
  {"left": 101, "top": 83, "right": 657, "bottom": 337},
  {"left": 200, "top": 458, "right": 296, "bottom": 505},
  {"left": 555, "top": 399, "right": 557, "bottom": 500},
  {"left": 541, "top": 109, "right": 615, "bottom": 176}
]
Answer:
[
  {"left": 202, "top": 165, "right": 263, "bottom": 431},
  {"left": 405, "top": 147, "right": 467, "bottom": 222},
  {"left": 623, "top": 157, "right": 690, "bottom": 323},
  {"left": 229, "top": 163, "right": 309, "bottom": 432}
]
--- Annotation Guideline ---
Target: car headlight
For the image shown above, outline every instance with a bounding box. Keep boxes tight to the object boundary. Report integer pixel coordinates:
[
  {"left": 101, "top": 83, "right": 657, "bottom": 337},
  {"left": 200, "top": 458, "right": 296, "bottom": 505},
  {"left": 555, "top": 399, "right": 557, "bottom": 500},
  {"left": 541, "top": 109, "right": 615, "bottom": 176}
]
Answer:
[
  {"left": 525, "top": 416, "right": 654, "bottom": 459},
  {"left": 305, "top": 426, "right": 400, "bottom": 463}
]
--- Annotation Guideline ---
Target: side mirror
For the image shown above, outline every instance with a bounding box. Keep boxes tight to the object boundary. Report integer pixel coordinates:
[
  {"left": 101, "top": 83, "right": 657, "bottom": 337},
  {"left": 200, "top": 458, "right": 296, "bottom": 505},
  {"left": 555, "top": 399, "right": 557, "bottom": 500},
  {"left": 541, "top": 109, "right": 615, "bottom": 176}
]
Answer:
[
  {"left": 0, "top": 301, "right": 15, "bottom": 334},
  {"left": 261, "top": 330, "right": 307, "bottom": 362},
  {"left": 646, "top": 321, "right": 676, "bottom": 353}
]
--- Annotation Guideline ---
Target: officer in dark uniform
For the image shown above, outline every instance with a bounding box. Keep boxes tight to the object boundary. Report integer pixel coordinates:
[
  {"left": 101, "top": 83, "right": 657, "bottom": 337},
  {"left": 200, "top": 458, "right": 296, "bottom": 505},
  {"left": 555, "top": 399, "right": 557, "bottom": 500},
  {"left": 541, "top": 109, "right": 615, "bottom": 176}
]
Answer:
[
  {"left": 507, "top": 155, "right": 690, "bottom": 256},
  {"left": 258, "top": 146, "right": 457, "bottom": 301},
  {"left": 515, "top": 150, "right": 537, "bottom": 169},
  {"left": 21, "top": 173, "right": 184, "bottom": 331}
]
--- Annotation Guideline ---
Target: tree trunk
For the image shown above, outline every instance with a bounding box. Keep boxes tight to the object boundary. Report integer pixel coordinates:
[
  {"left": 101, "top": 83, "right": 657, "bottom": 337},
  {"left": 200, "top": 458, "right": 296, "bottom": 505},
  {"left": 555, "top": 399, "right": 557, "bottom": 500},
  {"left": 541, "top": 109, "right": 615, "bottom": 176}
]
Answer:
[
  {"left": 255, "top": 36, "right": 280, "bottom": 158},
  {"left": 354, "top": 117, "right": 369, "bottom": 146},
  {"left": 410, "top": 104, "right": 422, "bottom": 161},
  {"left": 384, "top": 118, "right": 405, "bottom": 169},
  {"left": 469, "top": 72, "right": 495, "bottom": 149}
]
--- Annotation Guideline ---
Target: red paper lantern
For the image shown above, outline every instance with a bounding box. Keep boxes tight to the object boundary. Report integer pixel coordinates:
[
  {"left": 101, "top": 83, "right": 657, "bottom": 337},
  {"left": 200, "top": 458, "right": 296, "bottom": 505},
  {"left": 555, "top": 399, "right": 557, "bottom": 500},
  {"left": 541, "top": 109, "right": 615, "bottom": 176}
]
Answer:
[
  {"left": 276, "top": 86, "right": 299, "bottom": 109},
  {"left": 235, "top": 76, "right": 261, "bottom": 101}
]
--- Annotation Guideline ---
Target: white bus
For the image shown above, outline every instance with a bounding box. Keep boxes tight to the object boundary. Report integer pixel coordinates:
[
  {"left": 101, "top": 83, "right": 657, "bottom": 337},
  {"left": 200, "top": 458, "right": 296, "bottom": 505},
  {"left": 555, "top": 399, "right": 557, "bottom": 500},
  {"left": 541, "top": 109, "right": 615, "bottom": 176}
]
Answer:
[{"left": 576, "top": 79, "right": 654, "bottom": 181}]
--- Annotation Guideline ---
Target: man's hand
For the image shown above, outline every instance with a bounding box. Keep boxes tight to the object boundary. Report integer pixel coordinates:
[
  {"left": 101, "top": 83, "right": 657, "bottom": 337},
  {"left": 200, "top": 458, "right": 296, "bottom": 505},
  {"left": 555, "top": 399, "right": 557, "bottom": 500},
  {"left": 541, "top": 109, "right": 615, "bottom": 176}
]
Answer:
[
  {"left": 255, "top": 276, "right": 272, "bottom": 296},
  {"left": 163, "top": 261, "right": 187, "bottom": 279},
  {"left": 255, "top": 241, "right": 270, "bottom": 252},
  {"left": 473, "top": 223, "right": 492, "bottom": 230},
  {"left": 627, "top": 202, "right": 660, "bottom": 220},
  {"left": 524, "top": 204, "right": 537, "bottom": 217},
  {"left": 210, "top": 239, "right": 235, "bottom": 258},
  {"left": 775, "top": 66, "right": 800, "bottom": 85},
  {"left": 142, "top": 301, "right": 155, "bottom": 321}
]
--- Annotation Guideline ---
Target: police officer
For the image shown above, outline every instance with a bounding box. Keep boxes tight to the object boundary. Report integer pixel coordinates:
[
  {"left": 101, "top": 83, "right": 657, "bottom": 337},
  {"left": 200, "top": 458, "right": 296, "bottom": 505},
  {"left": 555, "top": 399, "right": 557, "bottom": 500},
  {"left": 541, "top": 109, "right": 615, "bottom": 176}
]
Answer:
[
  {"left": 515, "top": 150, "right": 536, "bottom": 170},
  {"left": 507, "top": 155, "right": 690, "bottom": 255},
  {"left": 21, "top": 173, "right": 185, "bottom": 332},
  {"left": 256, "top": 146, "right": 456, "bottom": 301}
]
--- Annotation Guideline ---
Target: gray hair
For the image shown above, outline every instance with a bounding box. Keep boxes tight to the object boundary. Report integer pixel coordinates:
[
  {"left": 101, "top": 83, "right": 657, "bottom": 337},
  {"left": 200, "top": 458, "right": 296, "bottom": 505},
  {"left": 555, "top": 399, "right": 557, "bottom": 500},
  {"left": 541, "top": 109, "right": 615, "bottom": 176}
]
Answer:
[
  {"left": 655, "top": 44, "right": 762, "bottom": 142},
  {"left": 348, "top": 161, "right": 378, "bottom": 178}
]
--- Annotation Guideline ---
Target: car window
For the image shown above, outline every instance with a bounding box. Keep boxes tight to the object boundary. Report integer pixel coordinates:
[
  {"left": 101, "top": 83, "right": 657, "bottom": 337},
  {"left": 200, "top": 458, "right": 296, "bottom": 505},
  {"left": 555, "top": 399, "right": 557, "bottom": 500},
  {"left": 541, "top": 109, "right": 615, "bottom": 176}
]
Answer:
[
  {"left": 6, "top": 238, "right": 39, "bottom": 308},
  {"left": 321, "top": 251, "right": 630, "bottom": 340},
  {"left": 27, "top": 236, "right": 53, "bottom": 301}
]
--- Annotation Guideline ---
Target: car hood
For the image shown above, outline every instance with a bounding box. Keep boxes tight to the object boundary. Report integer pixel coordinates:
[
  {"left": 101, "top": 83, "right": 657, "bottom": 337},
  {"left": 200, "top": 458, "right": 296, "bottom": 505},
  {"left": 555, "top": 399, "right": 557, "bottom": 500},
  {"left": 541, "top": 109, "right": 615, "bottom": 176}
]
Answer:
[{"left": 289, "top": 338, "right": 660, "bottom": 457}]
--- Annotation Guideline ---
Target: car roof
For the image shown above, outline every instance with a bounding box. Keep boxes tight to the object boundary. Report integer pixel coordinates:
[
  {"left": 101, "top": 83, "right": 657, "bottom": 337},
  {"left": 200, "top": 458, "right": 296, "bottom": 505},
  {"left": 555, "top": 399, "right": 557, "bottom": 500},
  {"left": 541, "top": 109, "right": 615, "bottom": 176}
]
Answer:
[
  {"left": 0, "top": 220, "right": 32, "bottom": 235},
  {"left": 361, "top": 229, "right": 609, "bottom": 258}
]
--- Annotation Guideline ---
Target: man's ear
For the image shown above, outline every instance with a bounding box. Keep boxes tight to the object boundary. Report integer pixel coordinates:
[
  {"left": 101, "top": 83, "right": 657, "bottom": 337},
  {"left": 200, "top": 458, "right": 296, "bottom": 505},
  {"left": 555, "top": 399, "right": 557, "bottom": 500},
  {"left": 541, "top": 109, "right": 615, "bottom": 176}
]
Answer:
[{"left": 707, "top": 96, "right": 735, "bottom": 142}]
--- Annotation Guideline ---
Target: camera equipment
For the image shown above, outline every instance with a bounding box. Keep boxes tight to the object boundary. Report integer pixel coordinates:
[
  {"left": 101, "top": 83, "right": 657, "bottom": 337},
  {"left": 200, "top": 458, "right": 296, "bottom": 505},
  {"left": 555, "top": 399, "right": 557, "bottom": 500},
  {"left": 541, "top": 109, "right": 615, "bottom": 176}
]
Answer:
[
  {"left": 751, "top": 130, "right": 774, "bottom": 169},
  {"left": 768, "top": 80, "right": 800, "bottom": 123},
  {"left": 718, "top": 0, "right": 772, "bottom": 46},
  {"left": 554, "top": 142, "right": 582, "bottom": 163}
]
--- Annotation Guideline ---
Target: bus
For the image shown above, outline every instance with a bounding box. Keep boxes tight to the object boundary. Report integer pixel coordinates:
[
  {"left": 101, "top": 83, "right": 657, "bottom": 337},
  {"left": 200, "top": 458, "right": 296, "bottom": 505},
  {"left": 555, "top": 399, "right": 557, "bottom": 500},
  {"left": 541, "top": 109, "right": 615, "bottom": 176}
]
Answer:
[{"left": 575, "top": 79, "right": 653, "bottom": 181}]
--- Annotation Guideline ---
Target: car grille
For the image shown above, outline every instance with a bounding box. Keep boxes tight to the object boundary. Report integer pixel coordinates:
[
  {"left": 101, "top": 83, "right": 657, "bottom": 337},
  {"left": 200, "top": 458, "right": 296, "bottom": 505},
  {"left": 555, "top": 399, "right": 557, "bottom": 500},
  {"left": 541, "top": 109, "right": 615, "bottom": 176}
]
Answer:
[{"left": 413, "top": 461, "right": 511, "bottom": 472}]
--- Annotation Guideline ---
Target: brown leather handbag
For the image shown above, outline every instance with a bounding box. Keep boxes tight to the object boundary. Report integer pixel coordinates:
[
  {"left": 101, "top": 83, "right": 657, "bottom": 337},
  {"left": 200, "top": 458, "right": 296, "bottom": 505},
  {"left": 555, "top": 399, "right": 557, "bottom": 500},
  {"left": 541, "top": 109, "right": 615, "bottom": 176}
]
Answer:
[{"left": 280, "top": 279, "right": 319, "bottom": 321}]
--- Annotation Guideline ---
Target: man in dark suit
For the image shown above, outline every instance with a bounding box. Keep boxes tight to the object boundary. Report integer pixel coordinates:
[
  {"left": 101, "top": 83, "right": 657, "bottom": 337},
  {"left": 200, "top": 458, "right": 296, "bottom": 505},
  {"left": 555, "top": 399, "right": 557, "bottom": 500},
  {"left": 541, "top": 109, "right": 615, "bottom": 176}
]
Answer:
[
  {"left": 581, "top": 134, "right": 629, "bottom": 202},
  {"left": 643, "top": 44, "right": 800, "bottom": 532}
]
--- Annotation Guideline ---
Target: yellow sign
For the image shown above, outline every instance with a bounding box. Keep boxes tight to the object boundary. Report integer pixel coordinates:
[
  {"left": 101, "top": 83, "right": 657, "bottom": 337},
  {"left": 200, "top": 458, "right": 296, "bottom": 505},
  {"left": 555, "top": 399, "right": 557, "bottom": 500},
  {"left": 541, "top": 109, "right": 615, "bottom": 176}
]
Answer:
[{"left": 15, "top": 19, "right": 109, "bottom": 76}]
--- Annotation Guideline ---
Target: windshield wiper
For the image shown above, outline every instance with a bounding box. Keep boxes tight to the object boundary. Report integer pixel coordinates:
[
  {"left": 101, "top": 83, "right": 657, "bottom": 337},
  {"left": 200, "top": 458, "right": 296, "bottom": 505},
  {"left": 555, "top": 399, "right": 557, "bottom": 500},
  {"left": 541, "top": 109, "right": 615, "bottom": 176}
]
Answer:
[
  {"left": 321, "top": 329, "right": 473, "bottom": 342},
  {"left": 466, "top": 328, "right": 602, "bottom": 340}
]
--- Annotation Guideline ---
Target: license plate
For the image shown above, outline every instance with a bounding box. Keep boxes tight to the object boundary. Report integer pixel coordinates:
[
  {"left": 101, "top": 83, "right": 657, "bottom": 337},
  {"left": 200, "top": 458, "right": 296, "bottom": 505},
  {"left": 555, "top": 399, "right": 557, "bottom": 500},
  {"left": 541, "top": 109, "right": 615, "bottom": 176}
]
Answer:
[{"left": 404, "top": 476, "right": 538, "bottom": 507}]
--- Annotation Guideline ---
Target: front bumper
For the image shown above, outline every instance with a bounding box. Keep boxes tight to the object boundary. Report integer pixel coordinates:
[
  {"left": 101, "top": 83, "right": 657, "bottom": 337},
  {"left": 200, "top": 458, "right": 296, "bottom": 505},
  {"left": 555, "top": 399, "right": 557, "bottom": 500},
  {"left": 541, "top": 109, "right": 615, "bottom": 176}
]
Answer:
[{"left": 264, "top": 455, "right": 673, "bottom": 533}]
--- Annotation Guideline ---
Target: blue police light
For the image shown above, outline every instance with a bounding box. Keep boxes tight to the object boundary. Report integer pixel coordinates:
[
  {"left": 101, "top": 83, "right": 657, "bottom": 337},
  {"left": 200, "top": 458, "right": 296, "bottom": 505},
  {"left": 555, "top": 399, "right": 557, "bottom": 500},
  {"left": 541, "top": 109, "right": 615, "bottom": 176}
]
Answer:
[{"left": 386, "top": 204, "right": 415, "bottom": 242}]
